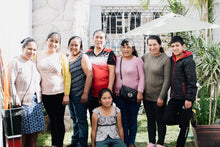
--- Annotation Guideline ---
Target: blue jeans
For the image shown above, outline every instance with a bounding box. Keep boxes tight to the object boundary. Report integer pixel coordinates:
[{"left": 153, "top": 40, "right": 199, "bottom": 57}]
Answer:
[
  {"left": 114, "top": 95, "right": 140, "bottom": 144},
  {"left": 96, "top": 137, "right": 126, "bottom": 147},
  {"left": 68, "top": 94, "right": 90, "bottom": 147}
]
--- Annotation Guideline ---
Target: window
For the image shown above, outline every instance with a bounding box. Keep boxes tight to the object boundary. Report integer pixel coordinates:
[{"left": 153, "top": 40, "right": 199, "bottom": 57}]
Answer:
[
  {"left": 130, "top": 12, "right": 141, "bottom": 30},
  {"left": 153, "top": 12, "right": 162, "bottom": 19},
  {"left": 102, "top": 11, "right": 141, "bottom": 34},
  {"left": 100, "top": 6, "right": 168, "bottom": 55}
]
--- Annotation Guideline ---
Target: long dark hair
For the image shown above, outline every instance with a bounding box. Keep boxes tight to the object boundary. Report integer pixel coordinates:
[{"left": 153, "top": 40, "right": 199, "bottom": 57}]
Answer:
[
  {"left": 147, "top": 35, "right": 164, "bottom": 53},
  {"left": 98, "top": 88, "right": 113, "bottom": 102},
  {"left": 121, "top": 38, "right": 138, "bottom": 57}
]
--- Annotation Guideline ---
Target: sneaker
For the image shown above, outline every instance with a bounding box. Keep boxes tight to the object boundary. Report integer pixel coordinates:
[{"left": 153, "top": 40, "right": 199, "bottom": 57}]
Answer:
[
  {"left": 190, "top": 109, "right": 197, "bottom": 128},
  {"left": 147, "top": 142, "right": 156, "bottom": 147},
  {"left": 156, "top": 144, "right": 165, "bottom": 147}
]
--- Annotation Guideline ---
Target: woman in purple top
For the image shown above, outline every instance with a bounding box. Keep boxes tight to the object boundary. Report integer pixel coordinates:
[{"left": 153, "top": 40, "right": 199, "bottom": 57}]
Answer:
[{"left": 114, "top": 38, "right": 145, "bottom": 147}]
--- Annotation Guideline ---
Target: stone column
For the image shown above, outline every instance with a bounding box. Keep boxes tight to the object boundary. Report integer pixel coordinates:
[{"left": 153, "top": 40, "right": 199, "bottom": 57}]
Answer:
[
  {"left": 32, "top": 0, "right": 90, "bottom": 131},
  {"left": 32, "top": 0, "right": 90, "bottom": 52}
]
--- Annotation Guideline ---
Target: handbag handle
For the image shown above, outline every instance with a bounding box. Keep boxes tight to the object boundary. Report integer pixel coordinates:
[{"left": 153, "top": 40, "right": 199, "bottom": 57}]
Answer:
[{"left": 120, "top": 57, "right": 123, "bottom": 80}]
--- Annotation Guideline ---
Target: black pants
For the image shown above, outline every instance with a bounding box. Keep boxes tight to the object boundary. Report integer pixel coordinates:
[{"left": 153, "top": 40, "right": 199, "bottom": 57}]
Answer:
[
  {"left": 163, "top": 99, "right": 192, "bottom": 147},
  {"left": 88, "top": 97, "right": 100, "bottom": 124},
  {"left": 42, "top": 93, "right": 66, "bottom": 147},
  {"left": 143, "top": 100, "right": 166, "bottom": 145}
]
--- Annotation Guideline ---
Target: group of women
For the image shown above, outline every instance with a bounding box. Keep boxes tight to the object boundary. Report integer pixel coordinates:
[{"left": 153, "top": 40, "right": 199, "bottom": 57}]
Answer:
[
  {"left": 113, "top": 35, "right": 170, "bottom": 147},
  {"left": 9, "top": 32, "right": 71, "bottom": 147},
  {"left": 10, "top": 30, "right": 170, "bottom": 147}
]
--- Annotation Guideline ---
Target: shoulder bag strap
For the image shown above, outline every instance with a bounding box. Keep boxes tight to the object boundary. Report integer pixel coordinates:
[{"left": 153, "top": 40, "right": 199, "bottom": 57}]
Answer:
[
  {"left": 20, "top": 64, "right": 33, "bottom": 104},
  {"left": 120, "top": 57, "right": 123, "bottom": 80}
]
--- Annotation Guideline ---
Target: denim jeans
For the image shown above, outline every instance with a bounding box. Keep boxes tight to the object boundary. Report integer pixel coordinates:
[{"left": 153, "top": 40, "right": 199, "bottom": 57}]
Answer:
[
  {"left": 96, "top": 137, "right": 126, "bottom": 147},
  {"left": 68, "top": 94, "right": 90, "bottom": 147},
  {"left": 114, "top": 95, "right": 140, "bottom": 144}
]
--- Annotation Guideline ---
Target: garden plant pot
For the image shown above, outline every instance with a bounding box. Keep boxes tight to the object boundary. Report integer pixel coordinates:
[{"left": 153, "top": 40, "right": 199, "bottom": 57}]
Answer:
[
  {"left": 192, "top": 125, "right": 220, "bottom": 147},
  {"left": 1, "top": 107, "right": 24, "bottom": 138}
]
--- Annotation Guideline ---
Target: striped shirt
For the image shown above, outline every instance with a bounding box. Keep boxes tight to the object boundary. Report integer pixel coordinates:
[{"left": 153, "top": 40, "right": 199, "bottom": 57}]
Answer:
[{"left": 69, "top": 54, "right": 86, "bottom": 96}]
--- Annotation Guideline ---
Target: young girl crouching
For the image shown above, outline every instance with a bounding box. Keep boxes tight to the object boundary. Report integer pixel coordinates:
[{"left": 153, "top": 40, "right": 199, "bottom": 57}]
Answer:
[{"left": 91, "top": 88, "right": 126, "bottom": 147}]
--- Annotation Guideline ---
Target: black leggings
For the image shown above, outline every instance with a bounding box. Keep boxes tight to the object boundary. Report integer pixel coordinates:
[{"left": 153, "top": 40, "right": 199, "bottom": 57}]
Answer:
[
  {"left": 42, "top": 93, "right": 66, "bottom": 147},
  {"left": 143, "top": 100, "right": 166, "bottom": 145},
  {"left": 88, "top": 97, "right": 100, "bottom": 123}
]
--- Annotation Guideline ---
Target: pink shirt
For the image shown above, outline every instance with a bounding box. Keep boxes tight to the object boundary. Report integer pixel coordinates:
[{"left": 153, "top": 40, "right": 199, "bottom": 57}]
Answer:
[
  {"left": 37, "top": 51, "right": 64, "bottom": 95},
  {"left": 9, "top": 56, "right": 41, "bottom": 106},
  {"left": 114, "top": 56, "right": 145, "bottom": 94}
]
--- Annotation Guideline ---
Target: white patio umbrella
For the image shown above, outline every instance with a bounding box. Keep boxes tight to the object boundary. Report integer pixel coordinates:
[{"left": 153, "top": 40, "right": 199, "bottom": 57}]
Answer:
[{"left": 125, "top": 13, "right": 220, "bottom": 35}]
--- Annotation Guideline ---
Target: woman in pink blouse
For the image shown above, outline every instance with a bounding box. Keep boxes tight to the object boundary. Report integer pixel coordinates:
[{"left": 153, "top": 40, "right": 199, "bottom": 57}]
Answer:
[
  {"left": 114, "top": 38, "right": 145, "bottom": 147},
  {"left": 37, "top": 32, "right": 71, "bottom": 147},
  {"left": 9, "top": 38, "right": 45, "bottom": 147}
]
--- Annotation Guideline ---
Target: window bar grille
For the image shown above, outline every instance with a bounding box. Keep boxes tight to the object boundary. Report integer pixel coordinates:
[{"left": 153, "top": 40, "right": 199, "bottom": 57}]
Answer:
[
  {"left": 109, "top": 14, "right": 111, "bottom": 38},
  {"left": 122, "top": 10, "right": 125, "bottom": 35},
  {"left": 134, "top": 13, "right": 137, "bottom": 29},
  {"left": 116, "top": 13, "right": 118, "bottom": 35}
]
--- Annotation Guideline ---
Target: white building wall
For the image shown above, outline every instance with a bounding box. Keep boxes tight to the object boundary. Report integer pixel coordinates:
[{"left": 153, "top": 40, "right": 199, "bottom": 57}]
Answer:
[
  {"left": 32, "top": 0, "right": 90, "bottom": 52},
  {"left": 91, "top": 0, "right": 162, "bottom": 6},
  {"left": 214, "top": 0, "right": 220, "bottom": 42},
  {"left": 89, "top": 5, "right": 102, "bottom": 45},
  {"left": 0, "top": 0, "right": 32, "bottom": 62},
  {"left": 89, "top": 0, "right": 168, "bottom": 55},
  {"left": 89, "top": 0, "right": 163, "bottom": 41},
  {"left": 0, "top": 0, "right": 32, "bottom": 146}
]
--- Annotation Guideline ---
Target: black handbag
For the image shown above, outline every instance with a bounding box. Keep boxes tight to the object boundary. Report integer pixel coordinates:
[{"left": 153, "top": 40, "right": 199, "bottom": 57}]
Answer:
[{"left": 119, "top": 57, "right": 138, "bottom": 103}]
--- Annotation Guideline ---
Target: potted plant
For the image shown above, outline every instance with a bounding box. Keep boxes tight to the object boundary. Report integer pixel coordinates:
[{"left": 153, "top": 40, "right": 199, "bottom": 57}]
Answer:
[
  {"left": 191, "top": 38, "right": 220, "bottom": 147},
  {"left": 0, "top": 48, "right": 24, "bottom": 146}
]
